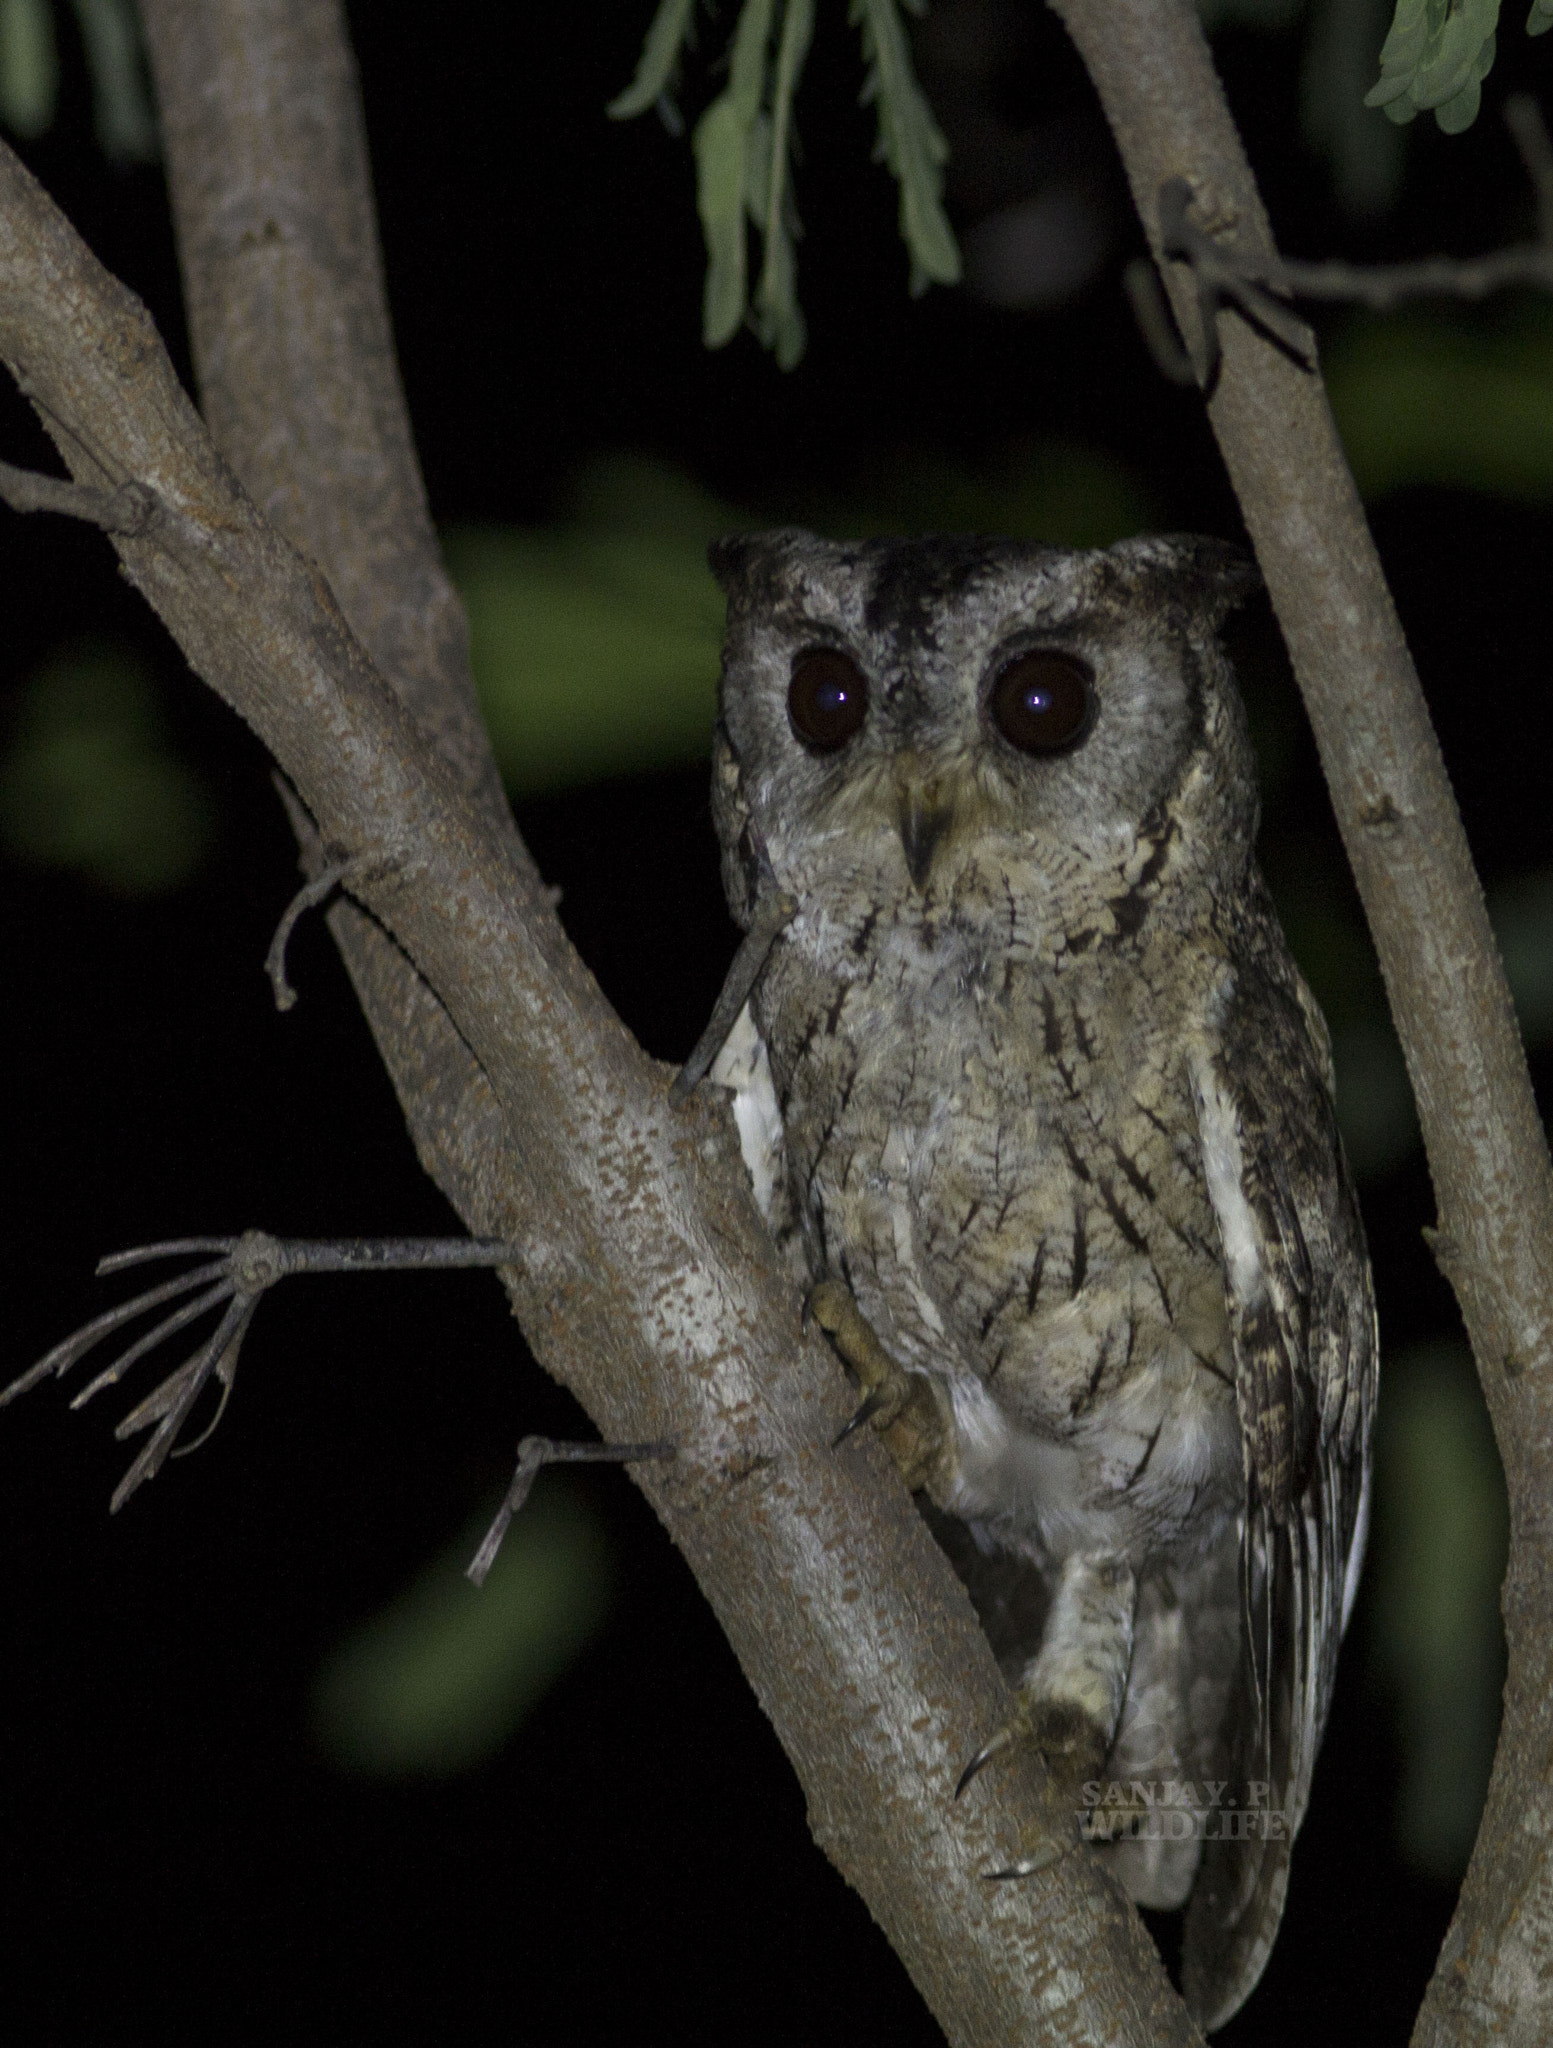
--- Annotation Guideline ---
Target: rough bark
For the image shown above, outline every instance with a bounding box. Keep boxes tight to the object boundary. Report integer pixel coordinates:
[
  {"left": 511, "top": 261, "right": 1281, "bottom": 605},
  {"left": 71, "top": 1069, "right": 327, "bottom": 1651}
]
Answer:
[
  {"left": 0, "top": 9, "right": 1200, "bottom": 2042},
  {"left": 1046, "top": 3, "right": 1553, "bottom": 2042}
]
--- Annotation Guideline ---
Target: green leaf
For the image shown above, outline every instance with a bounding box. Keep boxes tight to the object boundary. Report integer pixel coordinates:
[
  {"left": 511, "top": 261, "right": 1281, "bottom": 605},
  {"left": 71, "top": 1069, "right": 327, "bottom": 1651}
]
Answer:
[
  {"left": 608, "top": 0, "right": 698, "bottom": 120},
  {"left": 0, "top": 0, "right": 57, "bottom": 137},
  {"left": 1376, "top": 0, "right": 1431, "bottom": 67},
  {"left": 695, "top": 97, "right": 753, "bottom": 346},
  {"left": 71, "top": 0, "right": 157, "bottom": 163},
  {"left": 1531, "top": 0, "right": 1553, "bottom": 36},
  {"left": 852, "top": 0, "right": 960, "bottom": 290},
  {"left": 1433, "top": 67, "right": 1482, "bottom": 128},
  {"left": 753, "top": 0, "right": 815, "bottom": 371},
  {"left": 313, "top": 1478, "right": 614, "bottom": 1778},
  {"left": 692, "top": 0, "right": 775, "bottom": 350}
]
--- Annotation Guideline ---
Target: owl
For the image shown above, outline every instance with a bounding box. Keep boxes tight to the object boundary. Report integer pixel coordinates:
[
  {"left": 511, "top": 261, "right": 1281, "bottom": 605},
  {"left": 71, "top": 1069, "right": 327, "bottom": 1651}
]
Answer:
[{"left": 682, "top": 530, "right": 1376, "bottom": 2031}]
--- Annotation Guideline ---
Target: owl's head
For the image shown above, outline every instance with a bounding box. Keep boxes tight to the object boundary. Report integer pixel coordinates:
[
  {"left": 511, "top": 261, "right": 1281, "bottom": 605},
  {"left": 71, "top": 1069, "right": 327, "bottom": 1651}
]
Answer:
[{"left": 709, "top": 530, "right": 1262, "bottom": 930}]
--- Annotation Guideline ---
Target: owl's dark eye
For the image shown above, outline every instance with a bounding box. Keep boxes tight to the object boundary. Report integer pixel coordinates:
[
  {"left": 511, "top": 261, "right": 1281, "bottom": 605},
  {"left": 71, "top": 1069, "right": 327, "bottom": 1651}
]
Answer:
[
  {"left": 788, "top": 648, "right": 869, "bottom": 753},
  {"left": 989, "top": 651, "right": 1095, "bottom": 756}
]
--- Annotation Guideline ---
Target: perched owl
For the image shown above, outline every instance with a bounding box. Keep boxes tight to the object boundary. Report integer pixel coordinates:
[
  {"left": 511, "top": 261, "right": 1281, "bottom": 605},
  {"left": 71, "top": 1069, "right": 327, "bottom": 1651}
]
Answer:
[{"left": 683, "top": 530, "right": 1376, "bottom": 2031}]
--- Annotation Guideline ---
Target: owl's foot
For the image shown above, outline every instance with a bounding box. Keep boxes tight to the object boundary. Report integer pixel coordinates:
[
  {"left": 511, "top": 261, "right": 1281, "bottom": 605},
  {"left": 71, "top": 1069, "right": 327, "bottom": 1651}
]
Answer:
[
  {"left": 955, "top": 1552, "right": 1139, "bottom": 1864},
  {"left": 805, "top": 1277, "right": 950, "bottom": 1495},
  {"left": 956, "top": 1693, "right": 1111, "bottom": 1805}
]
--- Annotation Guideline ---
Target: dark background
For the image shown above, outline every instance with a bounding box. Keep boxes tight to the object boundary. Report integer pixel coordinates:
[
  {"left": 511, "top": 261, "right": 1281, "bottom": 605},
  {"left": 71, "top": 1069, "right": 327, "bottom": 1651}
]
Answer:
[{"left": 1, "top": 3, "right": 1548, "bottom": 2040}]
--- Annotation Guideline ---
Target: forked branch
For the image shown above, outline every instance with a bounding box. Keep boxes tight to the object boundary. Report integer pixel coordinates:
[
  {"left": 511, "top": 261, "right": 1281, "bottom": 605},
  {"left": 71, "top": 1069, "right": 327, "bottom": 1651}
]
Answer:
[{"left": 0, "top": 47, "right": 1193, "bottom": 2046}]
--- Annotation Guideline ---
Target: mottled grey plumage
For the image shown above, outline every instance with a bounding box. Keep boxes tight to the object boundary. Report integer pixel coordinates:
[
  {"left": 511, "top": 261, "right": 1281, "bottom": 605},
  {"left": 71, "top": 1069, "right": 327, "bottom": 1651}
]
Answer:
[{"left": 696, "top": 530, "right": 1376, "bottom": 2030}]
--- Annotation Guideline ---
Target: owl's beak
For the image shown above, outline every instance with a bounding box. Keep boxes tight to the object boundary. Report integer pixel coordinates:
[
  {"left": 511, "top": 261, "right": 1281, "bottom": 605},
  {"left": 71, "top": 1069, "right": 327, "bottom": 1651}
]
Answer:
[{"left": 894, "top": 765, "right": 956, "bottom": 891}]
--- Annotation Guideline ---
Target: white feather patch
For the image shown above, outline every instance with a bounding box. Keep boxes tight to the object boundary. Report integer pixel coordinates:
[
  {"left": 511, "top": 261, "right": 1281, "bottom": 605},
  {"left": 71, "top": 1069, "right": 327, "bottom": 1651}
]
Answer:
[
  {"left": 709, "top": 1004, "right": 784, "bottom": 1223},
  {"left": 1189, "top": 1042, "right": 1265, "bottom": 1310}
]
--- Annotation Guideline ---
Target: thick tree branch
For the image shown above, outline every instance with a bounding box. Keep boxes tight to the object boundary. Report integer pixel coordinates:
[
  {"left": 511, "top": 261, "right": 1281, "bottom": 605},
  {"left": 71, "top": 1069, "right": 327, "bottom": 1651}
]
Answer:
[
  {"left": 0, "top": 86, "right": 1195, "bottom": 2048},
  {"left": 1047, "top": 2, "right": 1553, "bottom": 2040}
]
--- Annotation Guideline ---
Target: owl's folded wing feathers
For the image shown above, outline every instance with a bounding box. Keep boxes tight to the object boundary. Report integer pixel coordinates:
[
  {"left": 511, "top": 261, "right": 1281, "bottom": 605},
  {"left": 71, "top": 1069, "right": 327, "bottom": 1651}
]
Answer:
[{"left": 1183, "top": 954, "right": 1377, "bottom": 2030}]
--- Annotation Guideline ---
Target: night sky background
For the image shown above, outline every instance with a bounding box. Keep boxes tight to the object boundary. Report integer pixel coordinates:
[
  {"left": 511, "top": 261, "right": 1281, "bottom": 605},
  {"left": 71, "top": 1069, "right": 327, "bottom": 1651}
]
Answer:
[{"left": 1, "top": 1, "right": 1551, "bottom": 2039}]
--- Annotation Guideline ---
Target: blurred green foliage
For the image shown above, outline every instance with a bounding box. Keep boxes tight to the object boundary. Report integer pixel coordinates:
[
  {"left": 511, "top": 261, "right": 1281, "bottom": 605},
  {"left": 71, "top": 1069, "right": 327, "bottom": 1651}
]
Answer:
[
  {"left": 1276, "top": 858, "right": 1553, "bottom": 1181},
  {"left": 446, "top": 458, "right": 735, "bottom": 798},
  {"left": 1327, "top": 311, "right": 1553, "bottom": 505},
  {"left": 0, "top": 0, "right": 154, "bottom": 159},
  {"left": 840, "top": 441, "right": 1156, "bottom": 551},
  {"left": 0, "top": 638, "right": 214, "bottom": 894},
  {"left": 0, "top": 0, "right": 56, "bottom": 136},
  {"left": 1366, "top": 1343, "right": 1508, "bottom": 1882},
  {"left": 313, "top": 1476, "right": 613, "bottom": 1777}
]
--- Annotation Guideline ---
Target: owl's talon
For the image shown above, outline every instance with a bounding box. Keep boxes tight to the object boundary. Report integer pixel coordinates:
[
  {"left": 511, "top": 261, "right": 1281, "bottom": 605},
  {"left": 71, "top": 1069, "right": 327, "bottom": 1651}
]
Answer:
[
  {"left": 805, "top": 1276, "right": 949, "bottom": 1493},
  {"left": 955, "top": 1723, "right": 1019, "bottom": 1801},
  {"left": 832, "top": 1387, "right": 888, "bottom": 1447},
  {"left": 956, "top": 1691, "right": 1112, "bottom": 1813}
]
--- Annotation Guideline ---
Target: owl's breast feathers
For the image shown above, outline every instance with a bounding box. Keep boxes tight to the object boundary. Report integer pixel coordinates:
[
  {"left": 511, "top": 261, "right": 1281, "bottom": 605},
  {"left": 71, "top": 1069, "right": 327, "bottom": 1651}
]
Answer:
[{"left": 752, "top": 867, "right": 1263, "bottom": 1562}]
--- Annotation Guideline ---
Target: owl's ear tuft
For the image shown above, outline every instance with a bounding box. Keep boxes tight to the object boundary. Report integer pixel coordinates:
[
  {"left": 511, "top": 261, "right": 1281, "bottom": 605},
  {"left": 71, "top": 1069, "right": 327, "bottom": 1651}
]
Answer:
[
  {"left": 708, "top": 534, "right": 756, "bottom": 589},
  {"left": 1110, "top": 534, "right": 1262, "bottom": 629},
  {"left": 709, "top": 527, "right": 815, "bottom": 595}
]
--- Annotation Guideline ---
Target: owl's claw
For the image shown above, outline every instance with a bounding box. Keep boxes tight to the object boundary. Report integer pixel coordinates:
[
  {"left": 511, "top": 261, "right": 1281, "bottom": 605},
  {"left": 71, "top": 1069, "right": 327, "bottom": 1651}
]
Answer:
[
  {"left": 832, "top": 1386, "right": 889, "bottom": 1447},
  {"left": 804, "top": 1277, "right": 950, "bottom": 1494},
  {"left": 955, "top": 1695, "right": 1111, "bottom": 1805},
  {"left": 955, "top": 1693, "right": 1111, "bottom": 1879},
  {"left": 955, "top": 1721, "right": 1020, "bottom": 1801}
]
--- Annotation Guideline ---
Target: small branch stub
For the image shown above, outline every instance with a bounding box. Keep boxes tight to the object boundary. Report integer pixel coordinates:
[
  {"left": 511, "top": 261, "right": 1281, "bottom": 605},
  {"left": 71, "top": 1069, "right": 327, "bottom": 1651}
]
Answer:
[
  {"left": 0, "top": 457, "right": 157, "bottom": 534},
  {"left": 467, "top": 1436, "right": 677, "bottom": 1585}
]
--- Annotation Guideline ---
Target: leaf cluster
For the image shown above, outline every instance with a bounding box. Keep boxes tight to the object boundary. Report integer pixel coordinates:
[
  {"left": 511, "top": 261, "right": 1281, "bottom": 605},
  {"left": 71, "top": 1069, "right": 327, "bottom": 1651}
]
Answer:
[
  {"left": 1364, "top": 0, "right": 1531, "bottom": 134},
  {"left": 610, "top": 0, "right": 959, "bottom": 367}
]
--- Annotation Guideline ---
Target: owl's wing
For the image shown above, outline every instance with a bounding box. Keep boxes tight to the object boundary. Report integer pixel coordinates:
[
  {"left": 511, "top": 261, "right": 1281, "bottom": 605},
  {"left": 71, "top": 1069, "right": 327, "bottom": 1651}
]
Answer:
[{"left": 1182, "top": 955, "right": 1377, "bottom": 2031}]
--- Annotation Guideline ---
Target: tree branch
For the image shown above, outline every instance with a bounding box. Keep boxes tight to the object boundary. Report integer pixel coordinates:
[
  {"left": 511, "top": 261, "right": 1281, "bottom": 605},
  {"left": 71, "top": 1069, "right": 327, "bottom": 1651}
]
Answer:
[
  {"left": 1046, "top": 2, "right": 1553, "bottom": 2040},
  {"left": 0, "top": 41, "right": 1197, "bottom": 2048}
]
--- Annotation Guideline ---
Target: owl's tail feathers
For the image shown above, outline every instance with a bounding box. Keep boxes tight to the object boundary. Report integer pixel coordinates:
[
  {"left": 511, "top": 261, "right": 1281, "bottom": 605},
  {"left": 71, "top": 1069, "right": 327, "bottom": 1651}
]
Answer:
[
  {"left": 1181, "top": 1472, "right": 1340, "bottom": 2031},
  {"left": 1179, "top": 1498, "right": 1296, "bottom": 2029},
  {"left": 1181, "top": 1824, "right": 1292, "bottom": 2035}
]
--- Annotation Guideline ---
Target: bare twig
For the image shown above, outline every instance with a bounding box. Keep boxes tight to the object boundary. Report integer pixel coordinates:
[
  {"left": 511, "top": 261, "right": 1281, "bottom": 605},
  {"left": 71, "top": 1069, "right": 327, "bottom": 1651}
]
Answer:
[
  {"left": 467, "top": 1436, "right": 676, "bottom": 1586},
  {"left": 4, "top": 1232, "right": 524, "bottom": 1510},
  {"left": 1122, "top": 256, "right": 1199, "bottom": 385},
  {"left": 0, "top": 455, "right": 157, "bottom": 532},
  {"left": 1049, "top": 2, "right": 1553, "bottom": 2040},
  {"left": 1130, "top": 97, "right": 1553, "bottom": 388},
  {"left": 264, "top": 848, "right": 413, "bottom": 1011},
  {"left": 670, "top": 884, "right": 798, "bottom": 1100}
]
